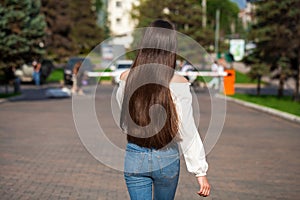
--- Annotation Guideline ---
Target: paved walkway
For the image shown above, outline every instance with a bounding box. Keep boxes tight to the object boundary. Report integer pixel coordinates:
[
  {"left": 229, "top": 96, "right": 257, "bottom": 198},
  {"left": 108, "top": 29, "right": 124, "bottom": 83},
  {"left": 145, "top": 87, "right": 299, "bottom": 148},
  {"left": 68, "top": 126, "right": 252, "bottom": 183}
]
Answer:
[{"left": 0, "top": 84, "right": 299, "bottom": 200}]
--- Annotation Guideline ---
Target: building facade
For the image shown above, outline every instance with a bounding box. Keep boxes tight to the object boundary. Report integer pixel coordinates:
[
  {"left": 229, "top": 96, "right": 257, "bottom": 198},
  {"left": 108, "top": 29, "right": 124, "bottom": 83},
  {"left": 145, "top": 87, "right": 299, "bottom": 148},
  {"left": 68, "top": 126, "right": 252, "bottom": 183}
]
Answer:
[
  {"left": 238, "top": 1, "right": 255, "bottom": 29},
  {"left": 107, "top": 0, "right": 139, "bottom": 36}
]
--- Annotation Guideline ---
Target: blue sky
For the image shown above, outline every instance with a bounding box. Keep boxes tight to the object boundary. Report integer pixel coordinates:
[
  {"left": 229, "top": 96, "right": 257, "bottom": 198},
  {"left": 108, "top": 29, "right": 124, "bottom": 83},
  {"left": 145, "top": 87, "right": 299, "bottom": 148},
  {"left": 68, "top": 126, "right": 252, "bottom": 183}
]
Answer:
[{"left": 230, "top": 0, "right": 247, "bottom": 9}]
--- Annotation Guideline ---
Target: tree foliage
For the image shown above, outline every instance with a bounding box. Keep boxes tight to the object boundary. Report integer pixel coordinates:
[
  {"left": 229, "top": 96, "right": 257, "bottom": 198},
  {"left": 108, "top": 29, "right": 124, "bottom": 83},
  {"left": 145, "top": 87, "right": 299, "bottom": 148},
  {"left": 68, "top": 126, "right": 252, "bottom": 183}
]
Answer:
[
  {"left": 247, "top": 0, "right": 300, "bottom": 98},
  {"left": 206, "top": 0, "right": 240, "bottom": 35},
  {"left": 131, "top": 0, "right": 240, "bottom": 52},
  {"left": 0, "top": 0, "right": 46, "bottom": 69},
  {"left": 244, "top": 50, "right": 270, "bottom": 95},
  {"left": 41, "top": 0, "right": 104, "bottom": 61}
]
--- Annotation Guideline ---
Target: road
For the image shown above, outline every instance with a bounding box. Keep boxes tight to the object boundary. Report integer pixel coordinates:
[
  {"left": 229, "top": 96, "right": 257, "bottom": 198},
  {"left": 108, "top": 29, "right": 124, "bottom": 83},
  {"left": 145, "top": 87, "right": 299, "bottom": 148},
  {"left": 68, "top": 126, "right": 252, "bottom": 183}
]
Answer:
[{"left": 0, "top": 84, "right": 299, "bottom": 200}]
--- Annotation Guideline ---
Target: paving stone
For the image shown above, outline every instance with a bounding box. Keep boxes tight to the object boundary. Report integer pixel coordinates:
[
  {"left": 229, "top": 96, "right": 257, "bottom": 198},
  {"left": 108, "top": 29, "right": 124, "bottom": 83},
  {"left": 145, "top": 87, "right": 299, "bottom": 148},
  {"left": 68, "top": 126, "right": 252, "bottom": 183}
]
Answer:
[{"left": 0, "top": 85, "right": 299, "bottom": 199}]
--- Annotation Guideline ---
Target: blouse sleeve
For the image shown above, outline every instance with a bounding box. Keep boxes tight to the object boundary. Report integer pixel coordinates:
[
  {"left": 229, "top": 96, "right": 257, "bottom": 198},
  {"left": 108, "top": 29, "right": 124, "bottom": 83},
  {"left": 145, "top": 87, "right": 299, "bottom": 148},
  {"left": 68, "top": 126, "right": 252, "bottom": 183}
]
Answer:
[
  {"left": 116, "top": 81, "right": 125, "bottom": 109},
  {"left": 174, "top": 84, "right": 208, "bottom": 177}
]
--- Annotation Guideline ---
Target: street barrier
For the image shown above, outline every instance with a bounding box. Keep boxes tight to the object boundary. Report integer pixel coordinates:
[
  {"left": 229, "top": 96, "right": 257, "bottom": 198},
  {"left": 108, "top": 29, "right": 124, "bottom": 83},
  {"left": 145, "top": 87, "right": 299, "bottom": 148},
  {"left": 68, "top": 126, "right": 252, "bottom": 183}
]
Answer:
[
  {"left": 86, "top": 71, "right": 228, "bottom": 78},
  {"left": 86, "top": 71, "right": 231, "bottom": 94}
]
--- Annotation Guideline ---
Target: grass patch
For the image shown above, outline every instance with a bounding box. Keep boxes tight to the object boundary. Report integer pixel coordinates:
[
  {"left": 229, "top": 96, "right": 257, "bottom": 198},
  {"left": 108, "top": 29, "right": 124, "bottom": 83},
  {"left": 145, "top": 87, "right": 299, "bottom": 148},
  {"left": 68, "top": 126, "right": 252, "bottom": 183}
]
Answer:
[
  {"left": 232, "top": 93, "right": 300, "bottom": 116},
  {"left": 47, "top": 68, "right": 64, "bottom": 82},
  {"left": 235, "top": 71, "right": 256, "bottom": 84},
  {"left": 197, "top": 76, "right": 212, "bottom": 83},
  {"left": 0, "top": 92, "right": 21, "bottom": 99},
  {"left": 196, "top": 70, "right": 254, "bottom": 84},
  {"left": 93, "top": 68, "right": 112, "bottom": 81},
  {"left": 47, "top": 68, "right": 114, "bottom": 83},
  {"left": 46, "top": 68, "right": 260, "bottom": 84}
]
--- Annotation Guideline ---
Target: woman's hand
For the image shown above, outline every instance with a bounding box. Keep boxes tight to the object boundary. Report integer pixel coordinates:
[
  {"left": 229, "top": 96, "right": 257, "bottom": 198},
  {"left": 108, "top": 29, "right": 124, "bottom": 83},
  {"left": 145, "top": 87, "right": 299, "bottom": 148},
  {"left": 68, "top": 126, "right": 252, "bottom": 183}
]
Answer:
[{"left": 196, "top": 176, "right": 210, "bottom": 197}]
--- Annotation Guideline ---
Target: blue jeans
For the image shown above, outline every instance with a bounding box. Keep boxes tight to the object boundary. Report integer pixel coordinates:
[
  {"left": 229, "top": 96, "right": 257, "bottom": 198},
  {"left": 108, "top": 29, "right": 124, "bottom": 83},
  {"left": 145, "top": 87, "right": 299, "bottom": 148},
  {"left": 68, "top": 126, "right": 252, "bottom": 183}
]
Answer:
[
  {"left": 124, "top": 143, "right": 180, "bottom": 200},
  {"left": 33, "top": 71, "right": 40, "bottom": 86}
]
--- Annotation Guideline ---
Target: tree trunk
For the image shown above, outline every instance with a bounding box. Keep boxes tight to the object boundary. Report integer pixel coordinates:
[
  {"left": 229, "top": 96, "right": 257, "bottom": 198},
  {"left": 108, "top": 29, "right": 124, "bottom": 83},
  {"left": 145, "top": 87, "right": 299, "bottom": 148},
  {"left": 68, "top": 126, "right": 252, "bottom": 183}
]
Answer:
[
  {"left": 256, "top": 74, "right": 261, "bottom": 96},
  {"left": 5, "top": 83, "right": 8, "bottom": 94},
  {"left": 294, "top": 65, "right": 300, "bottom": 101},
  {"left": 278, "top": 74, "right": 285, "bottom": 98},
  {"left": 293, "top": 55, "right": 300, "bottom": 101}
]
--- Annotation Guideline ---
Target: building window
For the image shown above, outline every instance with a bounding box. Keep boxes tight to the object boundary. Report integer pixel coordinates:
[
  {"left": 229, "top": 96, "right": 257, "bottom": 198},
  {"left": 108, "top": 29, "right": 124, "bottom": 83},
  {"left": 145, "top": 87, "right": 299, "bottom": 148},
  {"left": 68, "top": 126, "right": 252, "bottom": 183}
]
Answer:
[
  {"left": 116, "top": 18, "right": 121, "bottom": 24},
  {"left": 116, "top": 1, "right": 122, "bottom": 7}
]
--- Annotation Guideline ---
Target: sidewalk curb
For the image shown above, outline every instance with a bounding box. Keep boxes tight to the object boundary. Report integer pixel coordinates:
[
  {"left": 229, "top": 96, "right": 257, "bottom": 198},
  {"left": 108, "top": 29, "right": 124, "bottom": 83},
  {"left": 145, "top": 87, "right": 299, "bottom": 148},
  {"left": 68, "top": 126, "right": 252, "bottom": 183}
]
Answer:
[
  {"left": 0, "top": 99, "right": 6, "bottom": 104},
  {"left": 217, "top": 94, "right": 300, "bottom": 124},
  {"left": 0, "top": 94, "right": 25, "bottom": 104}
]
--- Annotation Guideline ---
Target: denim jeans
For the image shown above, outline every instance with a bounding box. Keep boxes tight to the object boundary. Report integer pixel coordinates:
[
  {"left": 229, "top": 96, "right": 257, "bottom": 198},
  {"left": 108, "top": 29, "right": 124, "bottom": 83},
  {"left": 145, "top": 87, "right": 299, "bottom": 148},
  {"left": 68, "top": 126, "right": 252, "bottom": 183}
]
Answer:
[
  {"left": 124, "top": 143, "right": 180, "bottom": 200},
  {"left": 33, "top": 71, "right": 40, "bottom": 86}
]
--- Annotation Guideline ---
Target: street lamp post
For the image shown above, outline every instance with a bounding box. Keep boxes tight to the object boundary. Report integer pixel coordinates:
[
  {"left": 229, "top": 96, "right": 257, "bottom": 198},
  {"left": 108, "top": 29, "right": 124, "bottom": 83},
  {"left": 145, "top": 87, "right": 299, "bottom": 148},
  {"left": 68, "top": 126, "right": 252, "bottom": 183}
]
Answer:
[
  {"left": 215, "top": 9, "right": 220, "bottom": 58},
  {"left": 202, "top": 0, "right": 207, "bottom": 28}
]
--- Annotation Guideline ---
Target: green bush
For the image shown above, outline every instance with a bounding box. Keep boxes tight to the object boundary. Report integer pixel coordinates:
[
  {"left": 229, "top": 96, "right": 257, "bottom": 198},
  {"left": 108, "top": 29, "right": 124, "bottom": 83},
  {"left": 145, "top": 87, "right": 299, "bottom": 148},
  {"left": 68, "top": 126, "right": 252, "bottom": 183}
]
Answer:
[{"left": 47, "top": 68, "right": 63, "bottom": 82}]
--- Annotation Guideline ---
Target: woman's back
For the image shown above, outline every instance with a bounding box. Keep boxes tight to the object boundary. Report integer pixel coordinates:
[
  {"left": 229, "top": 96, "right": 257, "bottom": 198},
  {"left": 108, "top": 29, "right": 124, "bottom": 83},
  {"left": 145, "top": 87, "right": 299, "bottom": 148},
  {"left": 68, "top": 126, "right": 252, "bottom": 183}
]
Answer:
[{"left": 118, "top": 19, "right": 210, "bottom": 199}]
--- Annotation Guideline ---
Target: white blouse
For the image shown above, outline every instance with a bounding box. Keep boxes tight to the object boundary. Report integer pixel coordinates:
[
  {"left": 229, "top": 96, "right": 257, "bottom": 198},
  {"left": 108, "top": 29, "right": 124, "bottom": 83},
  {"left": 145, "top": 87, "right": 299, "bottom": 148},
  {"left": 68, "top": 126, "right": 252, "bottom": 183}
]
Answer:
[{"left": 116, "top": 80, "right": 208, "bottom": 177}]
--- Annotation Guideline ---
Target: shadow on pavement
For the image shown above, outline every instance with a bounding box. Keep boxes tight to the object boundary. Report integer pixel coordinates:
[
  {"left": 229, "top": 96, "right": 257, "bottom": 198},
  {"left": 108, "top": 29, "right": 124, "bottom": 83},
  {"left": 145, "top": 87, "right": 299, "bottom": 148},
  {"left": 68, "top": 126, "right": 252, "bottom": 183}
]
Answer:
[{"left": 8, "top": 83, "right": 71, "bottom": 102}]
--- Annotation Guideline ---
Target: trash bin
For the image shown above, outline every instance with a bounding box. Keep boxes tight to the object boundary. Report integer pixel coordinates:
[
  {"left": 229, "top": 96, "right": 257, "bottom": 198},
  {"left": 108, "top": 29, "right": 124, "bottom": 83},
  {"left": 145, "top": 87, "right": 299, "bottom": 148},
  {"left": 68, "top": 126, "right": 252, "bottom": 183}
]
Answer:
[{"left": 223, "top": 69, "right": 235, "bottom": 95}]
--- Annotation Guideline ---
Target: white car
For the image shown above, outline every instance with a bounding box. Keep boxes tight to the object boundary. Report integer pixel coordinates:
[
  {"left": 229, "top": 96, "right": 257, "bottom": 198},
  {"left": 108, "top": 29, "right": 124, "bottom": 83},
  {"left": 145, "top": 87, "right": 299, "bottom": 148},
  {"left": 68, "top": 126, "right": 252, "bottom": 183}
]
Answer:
[{"left": 110, "top": 60, "right": 133, "bottom": 84}]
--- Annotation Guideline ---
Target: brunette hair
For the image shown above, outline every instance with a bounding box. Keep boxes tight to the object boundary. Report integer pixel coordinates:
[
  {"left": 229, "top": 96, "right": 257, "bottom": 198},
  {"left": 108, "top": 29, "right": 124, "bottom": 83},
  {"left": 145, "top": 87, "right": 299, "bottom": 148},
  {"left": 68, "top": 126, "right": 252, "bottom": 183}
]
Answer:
[
  {"left": 120, "top": 19, "right": 179, "bottom": 149},
  {"left": 73, "top": 61, "right": 82, "bottom": 75}
]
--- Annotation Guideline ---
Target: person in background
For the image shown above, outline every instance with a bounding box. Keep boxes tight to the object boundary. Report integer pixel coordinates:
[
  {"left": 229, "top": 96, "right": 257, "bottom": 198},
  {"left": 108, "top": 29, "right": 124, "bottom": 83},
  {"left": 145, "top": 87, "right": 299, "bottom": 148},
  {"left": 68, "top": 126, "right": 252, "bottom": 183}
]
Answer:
[
  {"left": 12, "top": 66, "right": 21, "bottom": 93},
  {"left": 4, "top": 66, "right": 21, "bottom": 93},
  {"left": 217, "top": 59, "right": 225, "bottom": 92},
  {"left": 180, "top": 61, "right": 193, "bottom": 81},
  {"left": 207, "top": 60, "right": 219, "bottom": 90},
  {"left": 32, "top": 60, "right": 41, "bottom": 86},
  {"left": 71, "top": 61, "right": 84, "bottom": 95}
]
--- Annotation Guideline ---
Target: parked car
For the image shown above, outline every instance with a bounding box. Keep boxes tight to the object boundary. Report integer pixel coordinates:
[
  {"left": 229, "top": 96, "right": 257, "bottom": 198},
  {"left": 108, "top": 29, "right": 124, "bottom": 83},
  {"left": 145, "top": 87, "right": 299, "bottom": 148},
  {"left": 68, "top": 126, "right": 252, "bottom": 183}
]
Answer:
[
  {"left": 110, "top": 60, "right": 133, "bottom": 84},
  {"left": 15, "top": 59, "right": 54, "bottom": 84},
  {"left": 64, "top": 57, "right": 94, "bottom": 85}
]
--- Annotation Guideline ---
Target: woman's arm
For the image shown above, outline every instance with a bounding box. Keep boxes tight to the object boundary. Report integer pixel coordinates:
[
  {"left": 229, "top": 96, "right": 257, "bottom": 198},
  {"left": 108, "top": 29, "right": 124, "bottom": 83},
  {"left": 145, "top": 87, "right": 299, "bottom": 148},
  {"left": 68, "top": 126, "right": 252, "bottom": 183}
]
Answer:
[
  {"left": 176, "top": 85, "right": 208, "bottom": 176},
  {"left": 175, "top": 84, "right": 210, "bottom": 195}
]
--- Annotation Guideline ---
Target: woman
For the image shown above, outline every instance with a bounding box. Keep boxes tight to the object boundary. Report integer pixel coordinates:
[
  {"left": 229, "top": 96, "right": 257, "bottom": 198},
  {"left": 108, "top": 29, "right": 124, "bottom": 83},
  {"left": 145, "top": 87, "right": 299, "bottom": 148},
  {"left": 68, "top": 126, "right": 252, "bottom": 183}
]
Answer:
[
  {"left": 116, "top": 19, "right": 210, "bottom": 199},
  {"left": 71, "top": 61, "right": 84, "bottom": 95},
  {"left": 32, "top": 60, "right": 41, "bottom": 86}
]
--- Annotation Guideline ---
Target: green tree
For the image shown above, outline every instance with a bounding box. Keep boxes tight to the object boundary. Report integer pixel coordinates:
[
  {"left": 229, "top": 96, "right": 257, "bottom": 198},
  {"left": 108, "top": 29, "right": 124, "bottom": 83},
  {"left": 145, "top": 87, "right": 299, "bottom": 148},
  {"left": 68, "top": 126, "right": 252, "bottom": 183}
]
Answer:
[
  {"left": 41, "top": 0, "right": 104, "bottom": 61},
  {"left": 249, "top": 0, "right": 300, "bottom": 99},
  {"left": 93, "top": 0, "right": 103, "bottom": 13},
  {"left": 206, "top": 0, "right": 242, "bottom": 52},
  {"left": 69, "top": 1, "right": 104, "bottom": 54},
  {"left": 93, "top": 0, "right": 110, "bottom": 38},
  {"left": 0, "top": 0, "right": 46, "bottom": 70},
  {"left": 131, "top": 0, "right": 211, "bottom": 62},
  {"left": 131, "top": 0, "right": 213, "bottom": 52},
  {"left": 244, "top": 50, "right": 269, "bottom": 95},
  {"left": 168, "top": 0, "right": 213, "bottom": 48},
  {"left": 277, "top": 57, "right": 292, "bottom": 98},
  {"left": 131, "top": 0, "right": 240, "bottom": 53},
  {"left": 131, "top": 0, "right": 165, "bottom": 28},
  {"left": 206, "top": 0, "right": 240, "bottom": 35},
  {"left": 41, "top": 0, "right": 73, "bottom": 60}
]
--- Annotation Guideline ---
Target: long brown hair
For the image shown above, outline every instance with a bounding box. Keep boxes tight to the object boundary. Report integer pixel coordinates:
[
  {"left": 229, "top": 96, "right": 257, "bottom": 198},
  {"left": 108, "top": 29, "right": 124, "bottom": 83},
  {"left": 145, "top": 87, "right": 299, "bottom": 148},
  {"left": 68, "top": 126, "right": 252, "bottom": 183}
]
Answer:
[{"left": 120, "top": 19, "right": 179, "bottom": 149}]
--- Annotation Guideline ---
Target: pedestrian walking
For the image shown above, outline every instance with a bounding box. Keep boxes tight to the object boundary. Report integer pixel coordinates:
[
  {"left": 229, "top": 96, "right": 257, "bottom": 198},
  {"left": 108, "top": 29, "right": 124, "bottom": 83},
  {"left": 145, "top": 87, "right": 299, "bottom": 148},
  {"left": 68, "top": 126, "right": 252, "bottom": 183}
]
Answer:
[
  {"left": 180, "top": 61, "right": 198, "bottom": 84},
  {"left": 116, "top": 19, "right": 210, "bottom": 200},
  {"left": 207, "top": 60, "right": 220, "bottom": 90},
  {"left": 217, "top": 58, "right": 226, "bottom": 92},
  {"left": 71, "top": 61, "right": 84, "bottom": 95},
  {"left": 32, "top": 60, "right": 41, "bottom": 86}
]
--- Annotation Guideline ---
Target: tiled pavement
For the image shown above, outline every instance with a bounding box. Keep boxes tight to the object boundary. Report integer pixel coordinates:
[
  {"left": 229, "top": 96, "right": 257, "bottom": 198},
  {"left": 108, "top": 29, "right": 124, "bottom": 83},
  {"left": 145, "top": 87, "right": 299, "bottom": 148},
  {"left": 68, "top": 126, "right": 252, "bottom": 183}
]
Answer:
[{"left": 0, "top": 84, "right": 299, "bottom": 200}]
